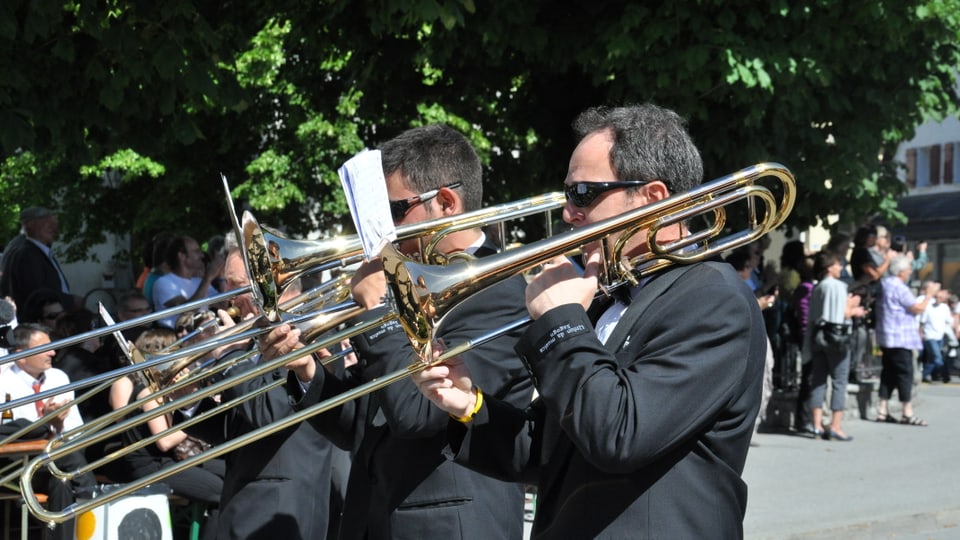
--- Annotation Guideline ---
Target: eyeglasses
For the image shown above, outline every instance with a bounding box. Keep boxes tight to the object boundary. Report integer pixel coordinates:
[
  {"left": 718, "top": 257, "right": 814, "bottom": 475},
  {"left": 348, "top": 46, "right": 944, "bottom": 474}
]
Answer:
[
  {"left": 389, "top": 182, "right": 463, "bottom": 221},
  {"left": 564, "top": 180, "right": 650, "bottom": 208},
  {"left": 42, "top": 312, "right": 63, "bottom": 321}
]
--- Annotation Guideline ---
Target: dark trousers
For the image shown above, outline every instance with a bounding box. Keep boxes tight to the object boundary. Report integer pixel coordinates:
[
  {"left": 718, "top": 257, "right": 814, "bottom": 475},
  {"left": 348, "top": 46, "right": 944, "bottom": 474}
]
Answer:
[
  {"left": 879, "top": 347, "right": 915, "bottom": 402},
  {"left": 795, "top": 359, "right": 813, "bottom": 430}
]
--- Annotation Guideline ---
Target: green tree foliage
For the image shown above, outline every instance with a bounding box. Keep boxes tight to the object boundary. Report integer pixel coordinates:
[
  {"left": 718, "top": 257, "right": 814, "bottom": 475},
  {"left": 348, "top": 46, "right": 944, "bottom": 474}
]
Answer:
[{"left": 1, "top": 0, "right": 958, "bottom": 261}]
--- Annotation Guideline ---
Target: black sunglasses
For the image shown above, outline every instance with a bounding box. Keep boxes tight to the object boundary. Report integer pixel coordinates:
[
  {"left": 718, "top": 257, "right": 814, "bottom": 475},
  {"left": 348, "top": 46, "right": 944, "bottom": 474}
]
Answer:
[
  {"left": 564, "top": 180, "right": 650, "bottom": 208},
  {"left": 389, "top": 182, "right": 463, "bottom": 221}
]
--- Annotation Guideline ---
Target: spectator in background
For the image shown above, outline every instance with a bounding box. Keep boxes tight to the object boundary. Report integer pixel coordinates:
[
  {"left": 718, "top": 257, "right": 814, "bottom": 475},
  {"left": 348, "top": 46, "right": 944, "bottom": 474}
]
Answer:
[
  {"left": 20, "top": 288, "right": 64, "bottom": 325},
  {"left": 804, "top": 252, "right": 865, "bottom": 441},
  {"left": 850, "top": 225, "right": 892, "bottom": 283},
  {"left": 875, "top": 256, "right": 938, "bottom": 426},
  {"left": 98, "top": 290, "right": 154, "bottom": 373},
  {"left": 152, "top": 235, "right": 225, "bottom": 328},
  {"left": 919, "top": 286, "right": 953, "bottom": 383},
  {"left": 204, "top": 234, "right": 227, "bottom": 292},
  {"left": 946, "top": 294, "right": 960, "bottom": 374},
  {"left": 0, "top": 296, "right": 18, "bottom": 357},
  {"left": 0, "top": 207, "right": 83, "bottom": 310},
  {"left": 0, "top": 323, "right": 97, "bottom": 540},
  {"left": 773, "top": 240, "right": 806, "bottom": 389},
  {"left": 793, "top": 255, "right": 817, "bottom": 435},
  {"left": 134, "top": 234, "right": 155, "bottom": 291},
  {"left": 142, "top": 231, "right": 176, "bottom": 310},
  {"left": 51, "top": 308, "right": 112, "bottom": 422},
  {"left": 112, "top": 326, "right": 224, "bottom": 540},
  {"left": 824, "top": 232, "right": 853, "bottom": 282},
  {"left": 726, "top": 248, "right": 778, "bottom": 311}
]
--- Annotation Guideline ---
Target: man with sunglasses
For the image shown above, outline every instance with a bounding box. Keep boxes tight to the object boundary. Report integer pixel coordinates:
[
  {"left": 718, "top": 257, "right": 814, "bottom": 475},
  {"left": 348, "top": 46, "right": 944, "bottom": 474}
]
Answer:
[
  {"left": 413, "top": 104, "right": 767, "bottom": 538},
  {"left": 264, "top": 124, "right": 534, "bottom": 539}
]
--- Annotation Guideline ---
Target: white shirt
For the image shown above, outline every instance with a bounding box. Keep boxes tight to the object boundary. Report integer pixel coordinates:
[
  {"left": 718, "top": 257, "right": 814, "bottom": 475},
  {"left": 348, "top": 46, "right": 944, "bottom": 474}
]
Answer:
[
  {"left": 594, "top": 284, "right": 643, "bottom": 345},
  {"left": 153, "top": 273, "right": 217, "bottom": 328},
  {"left": 918, "top": 297, "right": 953, "bottom": 341},
  {"left": 0, "top": 364, "right": 83, "bottom": 433}
]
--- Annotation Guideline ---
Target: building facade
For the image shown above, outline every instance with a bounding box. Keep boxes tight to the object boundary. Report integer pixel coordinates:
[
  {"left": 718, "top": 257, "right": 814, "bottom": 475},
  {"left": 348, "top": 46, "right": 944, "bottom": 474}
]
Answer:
[{"left": 891, "top": 115, "right": 960, "bottom": 292}]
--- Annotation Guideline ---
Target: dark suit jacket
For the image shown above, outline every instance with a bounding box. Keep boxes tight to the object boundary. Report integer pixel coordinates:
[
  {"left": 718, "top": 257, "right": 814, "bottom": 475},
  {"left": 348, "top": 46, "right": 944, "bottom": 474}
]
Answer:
[
  {"left": 190, "top": 356, "right": 333, "bottom": 540},
  {"left": 291, "top": 263, "right": 534, "bottom": 540},
  {"left": 0, "top": 235, "right": 73, "bottom": 309},
  {"left": 449, "top": 262, "right": 766, "bottom": 539}
]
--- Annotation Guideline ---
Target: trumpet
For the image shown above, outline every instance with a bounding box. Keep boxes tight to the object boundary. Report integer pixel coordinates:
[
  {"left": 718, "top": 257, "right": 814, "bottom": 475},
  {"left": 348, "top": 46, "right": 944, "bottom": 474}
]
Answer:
[{"left": 19, "top": 162, "right": 794, "bottom": 523}]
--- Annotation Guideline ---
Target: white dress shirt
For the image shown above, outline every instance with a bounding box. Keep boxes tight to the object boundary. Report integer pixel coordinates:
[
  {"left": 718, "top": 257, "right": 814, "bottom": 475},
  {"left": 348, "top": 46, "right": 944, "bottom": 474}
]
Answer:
[{"left": 0, "top": 364, "right": 83, "bottom": 433}]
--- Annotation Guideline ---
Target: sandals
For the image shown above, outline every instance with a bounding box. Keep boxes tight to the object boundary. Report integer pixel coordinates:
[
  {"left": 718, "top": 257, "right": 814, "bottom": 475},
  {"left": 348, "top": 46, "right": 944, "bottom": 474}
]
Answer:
[
  {"left": 900, "top": 415, "right": 928, "bottom": 427},
  {"left": 876, "top": 413, "right": 899, "bottom": 423}
]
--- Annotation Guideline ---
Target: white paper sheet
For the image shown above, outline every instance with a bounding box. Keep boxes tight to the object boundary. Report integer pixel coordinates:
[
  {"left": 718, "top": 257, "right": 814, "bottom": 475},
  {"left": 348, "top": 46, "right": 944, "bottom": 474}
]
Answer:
[{"left": 338, "top": 149, "right": 397, "bottom": 261}]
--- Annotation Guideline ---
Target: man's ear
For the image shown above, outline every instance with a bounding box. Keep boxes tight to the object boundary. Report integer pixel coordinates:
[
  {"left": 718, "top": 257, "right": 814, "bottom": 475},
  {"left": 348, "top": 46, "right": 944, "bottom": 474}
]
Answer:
[
  {"left": 641, "top": 181, "right": 671, "bottom": 203},
  {"left": 436, "top": 186, "right": 461, "bottom": 216}
]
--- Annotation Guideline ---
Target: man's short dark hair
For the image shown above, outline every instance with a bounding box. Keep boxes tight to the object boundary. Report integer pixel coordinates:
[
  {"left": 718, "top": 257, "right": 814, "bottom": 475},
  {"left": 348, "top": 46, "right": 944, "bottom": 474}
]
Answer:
[
  {"left": 813, "top": 251, "right": 840, "bottom": 280},
  {"left": 572, "top": 104, "right": 704, "bottom": 195},
  {"left": 9, "top": 323, "right": 50, "bottom": 351},
  {"left": 379, "top": 124, "right": 483, "bottom": 212},
  {"left": 165, "top": 236, "right": 188, "bottom": 271}
]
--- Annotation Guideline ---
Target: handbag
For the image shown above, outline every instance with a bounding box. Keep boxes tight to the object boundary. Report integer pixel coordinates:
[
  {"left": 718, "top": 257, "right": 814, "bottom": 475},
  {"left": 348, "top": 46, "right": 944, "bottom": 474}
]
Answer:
[
  {"left": 814, "top": 320, "right": 852, "bottom": 352},
  {"left": 172, "top": 435, "right": 211, "bottom": 461}
]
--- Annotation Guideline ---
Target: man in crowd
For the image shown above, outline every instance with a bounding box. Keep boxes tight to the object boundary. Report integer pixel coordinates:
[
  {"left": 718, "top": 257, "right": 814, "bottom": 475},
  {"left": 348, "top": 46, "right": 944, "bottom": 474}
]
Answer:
[
  {"left": 413, "top": 104, "right": 766, "bottom": 538},
  {"left": 0, "top": 323, "right": 96, "bottom": 540},
  {"left": 919, "top": 285, "right": 953, "bottom": 384},
  {"left": 0, "top": 207, "right": 81, "bottom": 310},
  {"left": 185, "top": 235, "right": 334, "bottom": 540},
  {"left": 266, "top": 124, "right": 534, "bottom": 539},
  {"left": 152, "top": 235, "right": 224, "bottom": 328}
]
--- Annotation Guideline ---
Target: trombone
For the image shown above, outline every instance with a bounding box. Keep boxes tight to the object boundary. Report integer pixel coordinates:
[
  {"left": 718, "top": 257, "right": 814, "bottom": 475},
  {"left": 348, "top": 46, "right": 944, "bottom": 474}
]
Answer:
[
  {"left": 11, "top": 193, "right": 563, "bottom": 489},
  {"left": 1, "top": 191, "right": 563, "bottom": 454},
  {"left": 246, "top": 192, "right": 565, "bottom": 320},
  {"left": 19, "top": 162, "right": 795, "bottom": 523}
]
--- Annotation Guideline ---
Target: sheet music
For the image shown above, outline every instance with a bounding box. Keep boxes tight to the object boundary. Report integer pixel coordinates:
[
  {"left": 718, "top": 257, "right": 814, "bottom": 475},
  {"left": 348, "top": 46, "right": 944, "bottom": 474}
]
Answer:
[{"left": 338, "top": 149, "right": 397, "bottom": 260}]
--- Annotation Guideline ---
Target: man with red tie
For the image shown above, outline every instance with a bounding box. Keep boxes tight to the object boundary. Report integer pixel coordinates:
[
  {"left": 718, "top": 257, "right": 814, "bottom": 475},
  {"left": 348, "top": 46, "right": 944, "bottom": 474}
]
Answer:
[{"left": 0, "top": 323, "right": 94, "bottom": 540}]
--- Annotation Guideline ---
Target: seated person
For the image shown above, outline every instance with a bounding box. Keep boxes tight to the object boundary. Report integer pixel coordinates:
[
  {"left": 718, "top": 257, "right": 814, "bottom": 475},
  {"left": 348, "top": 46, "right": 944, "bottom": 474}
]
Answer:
[
  {"left": 110, "top": 327, "right": 224, "bottom": 540},
  {"left": 0, "top": 323, "right": 96, "bottom": 540}
]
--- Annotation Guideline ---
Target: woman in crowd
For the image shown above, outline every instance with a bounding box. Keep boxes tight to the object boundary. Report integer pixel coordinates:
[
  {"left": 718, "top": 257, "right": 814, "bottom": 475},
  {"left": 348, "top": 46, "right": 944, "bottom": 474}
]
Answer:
[{"left": 805, "top": 251, "right": 865, "bottom": 441}]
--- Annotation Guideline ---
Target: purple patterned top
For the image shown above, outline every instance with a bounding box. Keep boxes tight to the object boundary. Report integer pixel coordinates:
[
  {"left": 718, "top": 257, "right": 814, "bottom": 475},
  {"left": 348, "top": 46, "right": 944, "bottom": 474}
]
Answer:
[{"left": 875, "top": 275, "right": 921, "bottom": 350}]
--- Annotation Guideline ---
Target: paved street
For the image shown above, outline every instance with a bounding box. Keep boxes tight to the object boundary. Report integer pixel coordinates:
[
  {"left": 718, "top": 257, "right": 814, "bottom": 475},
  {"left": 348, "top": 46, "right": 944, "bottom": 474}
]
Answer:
[{"left": 744, "top": 382, "right": 960, "bottom": 539}]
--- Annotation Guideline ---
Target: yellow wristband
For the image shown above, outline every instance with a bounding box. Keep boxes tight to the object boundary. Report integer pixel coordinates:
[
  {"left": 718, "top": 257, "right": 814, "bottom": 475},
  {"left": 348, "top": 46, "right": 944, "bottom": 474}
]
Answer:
[{"left": 450, "top": 387, "right": 483, "bottom": 423}]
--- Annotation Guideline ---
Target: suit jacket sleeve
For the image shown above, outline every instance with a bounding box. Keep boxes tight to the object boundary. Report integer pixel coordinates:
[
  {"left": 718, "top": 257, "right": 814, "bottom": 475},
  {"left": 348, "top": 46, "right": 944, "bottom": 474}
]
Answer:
[
  {"left": 284, "top": 352, "right": 364, "bottom": 451},
  {"left": 352, "top": 274, "right": 534, "bottom": 438},
  {"left": 444, "top": 394, "right": 542, "bottom": 484},
  {"left": 514, "top": 263, "right": 763, "bottom": 474}
]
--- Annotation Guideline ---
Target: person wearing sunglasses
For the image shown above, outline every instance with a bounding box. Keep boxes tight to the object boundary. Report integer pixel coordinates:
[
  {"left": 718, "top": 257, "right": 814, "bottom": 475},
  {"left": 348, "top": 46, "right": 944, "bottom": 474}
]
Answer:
[
  {"left": 262, "top": 124, "right": 534, "bottom": 540},
  {"left": 414, "top": 104, "right": 767, "bottom": 539}
]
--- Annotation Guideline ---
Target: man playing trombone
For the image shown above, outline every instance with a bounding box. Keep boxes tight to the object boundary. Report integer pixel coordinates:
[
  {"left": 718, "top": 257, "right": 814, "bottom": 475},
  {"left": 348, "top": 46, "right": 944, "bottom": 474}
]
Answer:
[
  {"left": 413, "top": 104, "right": 767, "bottom": 539},
  {"left": 183, "top": 235, "right": 335, "bottom": 540},
  {"left": 268, "top": 124, "right": 535, "bottom": 539}
]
